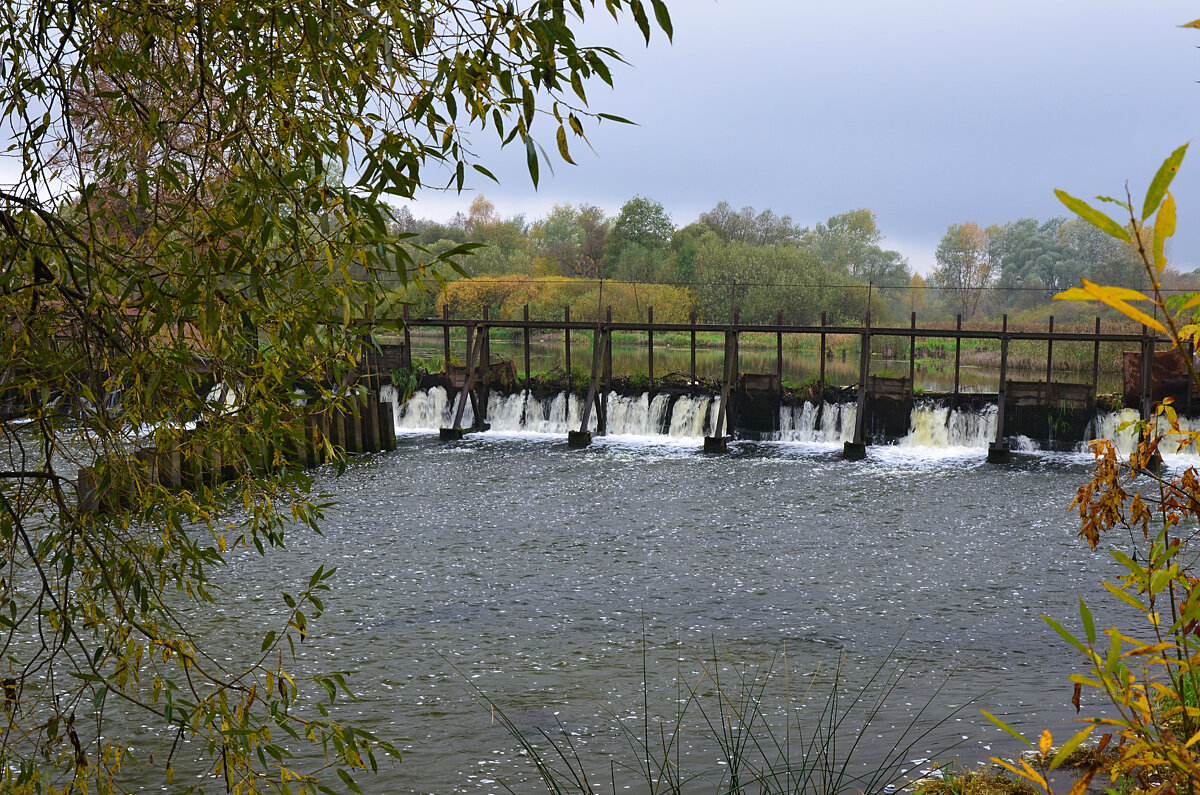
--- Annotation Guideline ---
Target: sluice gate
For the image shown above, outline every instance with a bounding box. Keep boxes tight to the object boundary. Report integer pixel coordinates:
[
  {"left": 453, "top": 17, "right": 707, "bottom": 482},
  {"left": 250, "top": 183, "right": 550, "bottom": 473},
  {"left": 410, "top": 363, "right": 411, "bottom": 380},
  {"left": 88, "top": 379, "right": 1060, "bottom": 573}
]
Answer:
[{"left": 381, "top": 307, "right": 1191, "bottom": 458}]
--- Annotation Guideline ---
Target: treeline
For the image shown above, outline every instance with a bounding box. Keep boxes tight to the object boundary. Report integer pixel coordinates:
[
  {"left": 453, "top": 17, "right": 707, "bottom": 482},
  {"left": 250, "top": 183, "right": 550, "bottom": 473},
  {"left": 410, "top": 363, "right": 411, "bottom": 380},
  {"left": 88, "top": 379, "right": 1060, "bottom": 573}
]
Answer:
[
  {"left": 389, "top": 197, "right": 909, "bottom": 324},
  {"left": 929, "top": 218, "right": 1200, "bottom": 321},
  {"left": 387, "top": 195, "right": 1198, "bottom": 326}
]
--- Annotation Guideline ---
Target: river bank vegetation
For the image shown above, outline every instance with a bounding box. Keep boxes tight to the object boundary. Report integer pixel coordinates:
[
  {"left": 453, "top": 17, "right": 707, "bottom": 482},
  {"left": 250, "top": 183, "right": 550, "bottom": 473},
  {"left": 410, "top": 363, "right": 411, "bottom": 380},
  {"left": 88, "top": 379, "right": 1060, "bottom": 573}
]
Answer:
[{"left": 385, "top": 195, "right": 1200, "bottom": 332}]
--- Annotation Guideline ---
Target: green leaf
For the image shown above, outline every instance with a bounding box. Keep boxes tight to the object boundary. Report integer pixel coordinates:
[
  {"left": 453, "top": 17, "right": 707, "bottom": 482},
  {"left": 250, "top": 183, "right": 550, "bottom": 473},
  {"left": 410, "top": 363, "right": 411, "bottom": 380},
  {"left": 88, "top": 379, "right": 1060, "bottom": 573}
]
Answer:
[
  {"left": 337, "top": 768, "right": 363, "bottom": 794},
  {"left": 1055, "top": 189, "right": 1132, "bottom": 243},
  {"left": 1043, "top": 615, "right": 1089, "bottom": 654},
  {"left": 472, "top": 164, "right": 498, "bottom": 183},
  {"left": 261, "top": 631, "right": 276, "bottom": 652},
  {"left": 1050, "top": 725, "right": 1096, "bottom": 769},
  {"left": 1143, "top": 143, "right": 1188, "bottom": 220},
  {"left": 1080, "top": 597, "right": 1095, "bottom": 647},
  {"left": 651, "top": 0, "right": 673, "bottom": 40},
  {"left": 981, "top": 709, "right": 1032, "bottom": 746},
  {"left": 555, "top": 125, "right": 575, "bottom": 165},
  {"left": 525, "top": 135, "right": 539, "bottom": 188}
]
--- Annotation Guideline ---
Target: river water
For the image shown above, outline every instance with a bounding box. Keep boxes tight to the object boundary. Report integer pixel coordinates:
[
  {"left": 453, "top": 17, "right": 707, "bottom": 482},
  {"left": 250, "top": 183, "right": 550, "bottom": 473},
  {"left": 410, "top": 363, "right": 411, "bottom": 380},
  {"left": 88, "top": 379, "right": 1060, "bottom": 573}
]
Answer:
[{"left": 195, "top": 394, "right": 1157, "bottom": 794}]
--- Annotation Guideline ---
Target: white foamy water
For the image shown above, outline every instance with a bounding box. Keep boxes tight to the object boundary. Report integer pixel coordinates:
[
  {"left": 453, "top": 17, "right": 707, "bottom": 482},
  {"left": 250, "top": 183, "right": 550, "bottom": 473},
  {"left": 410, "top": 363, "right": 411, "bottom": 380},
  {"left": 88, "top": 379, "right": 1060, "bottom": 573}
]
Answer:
[
  {"left": 389, "top": 388, "right": 718, "bottom": 440},
  {"left": 901, "top": 404, "right": 998, "bottom": 449},
  {"left": 382, "top": 387, "right": 1200, "bottom": 461}
]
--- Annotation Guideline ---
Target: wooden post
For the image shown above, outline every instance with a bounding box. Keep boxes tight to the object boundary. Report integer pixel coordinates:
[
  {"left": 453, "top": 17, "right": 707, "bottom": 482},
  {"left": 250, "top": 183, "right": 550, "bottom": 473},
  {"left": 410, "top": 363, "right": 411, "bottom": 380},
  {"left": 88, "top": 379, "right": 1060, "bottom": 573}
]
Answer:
[
  {"left": 706, "top": 313, "right": 737, "bottom": 453},
  {"left": 988, "top": 314, "right": 1011, "bottom": 463},
  {"left": 480, "top": 306, "right": 491, "bottom": 424},
  {"left": 689, "top": 308, "right": 697, "bottom": 384},
  {"left": 1046, "top": 316, "right": 1054, "bottom": 383},
  {"left": 1091, "top": 316, "right": 1101, "bottom": 409},
  {"left": 445, "top": 324, "right": 477, "bottom": 436},
  {"left": 402, "top": 306, "right": 412, "bottom": 370},
  {"left": 776, "top": 310, "right": 784, "bottom": 393},
  {"left": 564, "top": 305, "right": 571, "bottom": 380},
  {"left": 819, "top": 311, "right": 827, "bottom": 392},
  {"left": 908, "top": 311, "right": 916, "bottom": 392},
  {"left": 953, "top": 314, "right": 962, "bottom": 411},
  {"left": 601, "top": 306, "right": 612, "bottom": 434},
  {"left": 523, "top": 303, "right": 531, "bottom": 389},
  {"left": 647, "top": 305, "right": 654, "bottom": 392},
  {"left": 442, "top": 303, "right": 451, "bottom": 371},
  {"left": 377, "top": 399, "right": 396, "bottom": 451},
  {"left": 1141, "top": 325, "right": 1154, "bottom": 421},
  {"left": 728, "top": 308, "right": 740, "bottom": 435},
  {"left": 344, "top": 395, "right": 362, "bottom": 455},
  {"left": 361, "top": 390, "right": 380, "bottom": 453},
  {"left": 1188, "top": 338, "right": 1195, "bottom": 417},
  {"left": 570, "top": 314, "right": 608, "bottom": 448},
  {"left": 844, "top": 313, "right": 870, "bottom": 460}
]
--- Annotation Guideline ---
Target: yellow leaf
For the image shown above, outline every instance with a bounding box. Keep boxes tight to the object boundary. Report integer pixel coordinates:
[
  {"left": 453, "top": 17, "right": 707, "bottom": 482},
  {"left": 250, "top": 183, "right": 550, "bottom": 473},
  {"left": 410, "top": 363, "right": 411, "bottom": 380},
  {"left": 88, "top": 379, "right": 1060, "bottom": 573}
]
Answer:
[
  {"left": 1153, "top": 192, "right": 1177, "bottom": 272},
  {"left": 1039, "top": 729, "right": 1052, "bottom": 757},
  {"left": 1053, "top": 279, "right": 1168, "bottom": 336},
  {"left": 1182, "top": 19, "right": 1200, "bottom": 29}
]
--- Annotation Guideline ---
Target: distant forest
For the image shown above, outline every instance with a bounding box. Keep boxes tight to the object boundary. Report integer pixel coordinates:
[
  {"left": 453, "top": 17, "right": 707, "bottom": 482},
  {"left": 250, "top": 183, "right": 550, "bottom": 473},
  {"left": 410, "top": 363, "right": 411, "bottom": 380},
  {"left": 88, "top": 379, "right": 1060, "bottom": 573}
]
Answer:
[{"left": 387, "top": 195, "right": 1199, "bottom": 327}]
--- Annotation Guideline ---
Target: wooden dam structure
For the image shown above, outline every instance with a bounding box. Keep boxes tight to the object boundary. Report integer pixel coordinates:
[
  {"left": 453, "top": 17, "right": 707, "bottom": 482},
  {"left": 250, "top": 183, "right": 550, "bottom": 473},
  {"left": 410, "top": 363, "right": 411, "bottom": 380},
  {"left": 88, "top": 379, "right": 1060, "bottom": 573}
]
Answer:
[{"left": 385, "top": 305, "right": 1190, "bottom": 463}]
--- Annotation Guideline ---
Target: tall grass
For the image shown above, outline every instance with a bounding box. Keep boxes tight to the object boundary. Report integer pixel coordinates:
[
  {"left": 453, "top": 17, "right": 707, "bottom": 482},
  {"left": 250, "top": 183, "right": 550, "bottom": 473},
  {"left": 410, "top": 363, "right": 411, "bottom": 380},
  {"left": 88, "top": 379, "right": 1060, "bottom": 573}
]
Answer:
[{"left": 452, "top": 637, "right": 976, "bottom": 795}]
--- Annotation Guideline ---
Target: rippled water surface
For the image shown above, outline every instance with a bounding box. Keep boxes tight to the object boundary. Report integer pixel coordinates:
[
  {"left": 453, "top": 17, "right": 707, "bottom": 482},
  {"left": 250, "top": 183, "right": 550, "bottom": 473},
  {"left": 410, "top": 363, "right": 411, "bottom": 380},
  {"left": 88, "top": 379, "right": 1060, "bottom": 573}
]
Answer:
[{"left": 205, "top": 435, "right": 1125, "bottom": 793}]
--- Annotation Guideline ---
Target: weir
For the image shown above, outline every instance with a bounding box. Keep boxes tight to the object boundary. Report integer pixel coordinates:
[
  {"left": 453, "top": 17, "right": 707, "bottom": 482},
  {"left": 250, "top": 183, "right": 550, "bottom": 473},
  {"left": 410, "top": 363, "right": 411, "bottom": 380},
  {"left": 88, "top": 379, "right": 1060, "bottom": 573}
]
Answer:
[{"left": 371, "top": 307, "right": 1197, "bottom": 459}]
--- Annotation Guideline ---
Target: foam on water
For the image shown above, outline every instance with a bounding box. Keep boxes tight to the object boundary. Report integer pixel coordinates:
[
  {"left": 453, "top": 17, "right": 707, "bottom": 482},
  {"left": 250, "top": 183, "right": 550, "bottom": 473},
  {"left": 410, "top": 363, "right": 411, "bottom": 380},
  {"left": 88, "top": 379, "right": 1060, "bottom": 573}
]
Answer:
[{"left": 383, "top": 387, "right": 1200, "bottom": 461}]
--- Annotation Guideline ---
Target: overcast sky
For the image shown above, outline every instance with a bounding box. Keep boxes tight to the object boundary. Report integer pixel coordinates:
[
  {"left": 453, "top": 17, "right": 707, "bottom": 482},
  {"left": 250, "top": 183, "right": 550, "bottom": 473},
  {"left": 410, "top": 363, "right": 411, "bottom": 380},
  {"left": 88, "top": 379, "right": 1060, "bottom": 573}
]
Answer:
[{"left": 406, "top": 1, "right": 1200, "bottom": 275}]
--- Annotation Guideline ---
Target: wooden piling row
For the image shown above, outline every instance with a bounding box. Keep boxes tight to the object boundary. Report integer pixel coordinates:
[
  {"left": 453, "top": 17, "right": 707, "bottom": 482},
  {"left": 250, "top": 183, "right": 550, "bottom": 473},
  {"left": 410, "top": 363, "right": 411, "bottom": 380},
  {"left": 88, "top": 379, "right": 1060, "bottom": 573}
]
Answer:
[{"left": 77, "top": 393, "right": 398, "bottom": 513}]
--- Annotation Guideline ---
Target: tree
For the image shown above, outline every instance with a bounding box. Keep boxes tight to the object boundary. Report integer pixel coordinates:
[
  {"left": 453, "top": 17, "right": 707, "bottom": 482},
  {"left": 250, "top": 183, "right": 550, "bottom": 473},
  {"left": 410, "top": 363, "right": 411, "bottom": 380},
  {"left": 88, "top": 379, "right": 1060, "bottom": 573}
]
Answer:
[
  {"left": 930, "top": 221, "right": 994, "bottom": 319},
  {"left": 604, "top": 195, "right": 675, "bottom": 275},
  {"left": 698, "top": 201, "right": 805, "bottom": 246},
  {"left": 0, "top": 1, "right": 671, "bottom": 792}
]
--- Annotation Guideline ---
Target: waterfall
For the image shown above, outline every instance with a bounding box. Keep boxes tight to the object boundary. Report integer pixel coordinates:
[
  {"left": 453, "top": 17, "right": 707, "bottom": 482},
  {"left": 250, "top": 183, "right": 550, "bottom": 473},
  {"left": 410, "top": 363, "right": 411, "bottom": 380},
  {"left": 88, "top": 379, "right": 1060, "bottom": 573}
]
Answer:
[
  {"left": 901, "top": 404, "right": 997, "bottom": 449},
  {"left": 388, "top": 388, "right": 715, "bottom": 440},
  {"left": 384, "top": 386, "right": 1200, "bottom": 458},
  {"left": 776, "top": 403, "right": 856, "bottom": 443}
]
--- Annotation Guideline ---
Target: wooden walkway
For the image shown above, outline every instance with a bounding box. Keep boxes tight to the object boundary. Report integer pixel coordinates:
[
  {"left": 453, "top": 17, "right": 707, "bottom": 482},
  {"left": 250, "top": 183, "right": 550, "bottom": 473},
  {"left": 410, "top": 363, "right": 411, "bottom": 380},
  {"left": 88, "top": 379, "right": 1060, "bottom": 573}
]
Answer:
[{"left": 386, "top": 306, "right": 1180, "bottom": 462}]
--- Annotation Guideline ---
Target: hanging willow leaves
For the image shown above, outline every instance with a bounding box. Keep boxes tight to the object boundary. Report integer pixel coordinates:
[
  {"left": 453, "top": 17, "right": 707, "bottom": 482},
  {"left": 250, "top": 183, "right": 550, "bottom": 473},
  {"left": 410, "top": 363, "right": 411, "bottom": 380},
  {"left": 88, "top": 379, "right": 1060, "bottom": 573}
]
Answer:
[{"left": 0, "top": 0, "right": 672, "bottom": 793}]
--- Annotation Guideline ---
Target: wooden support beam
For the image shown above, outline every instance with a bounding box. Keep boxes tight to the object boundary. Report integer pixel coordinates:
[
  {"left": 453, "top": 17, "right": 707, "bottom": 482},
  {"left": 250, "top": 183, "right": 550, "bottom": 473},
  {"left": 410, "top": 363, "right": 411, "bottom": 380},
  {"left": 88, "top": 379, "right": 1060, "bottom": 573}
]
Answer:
[
  {"left": 689, "top": 308, "right": 697, "bottom": 384},
  {"left": 564, "top": 305, "right": 571, "bottom": 379},
  {"left": 442, "top": 304, "right": 451, "bottom": 371},
  {"left": 480, "top": 306, "right": 491, "bottom": 424},
  {"left": 647, "top": 305, "right": 654, "bottom": 392},
  {"left": 444, "top": 324, "right": 482, "bottom": 438},
  {"left": 844, "top": 314, "right": 870, "bottom": 460},
  {"left": 705, "top": 318, "right": 737, "bottom": 453},
  {"left": 908, "top": 311, "right": 916, "bottom": 392},
  {"left": 378, "top": 399, "right": 396, "bottom": 451},
  {"left": 988, "top": 314, "right": 1011, "bottom": 463},
  {"left": 1046, "top": 316, "right": 1054, "bottom": 383},
  {"left": 1091, "top": 316, "right": 1101, "bottom": 410},
  {"left": 402, "top": 306, "right": 412, "bottom": 370},
  {"left": 601, "top": 306, "right": 612, "bottom": 434},
  {"left": 817, "top": 311, "right": 828, "bottom": 431},
  {"left": 776, "top": 310, "right": 784, "bottom": 396},
  {"left": 570, "top": 317, "right": 609, "bottom": 448},
  {"left": 953, "top": 314, "right": 962, "bottom": 412},
  {"left": 1141, "top": 325, "right": 1154, "bottom": 421},
  {"left": 523, "top": 304, "right": 531, "bottom": 388}
]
